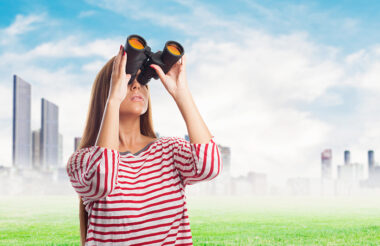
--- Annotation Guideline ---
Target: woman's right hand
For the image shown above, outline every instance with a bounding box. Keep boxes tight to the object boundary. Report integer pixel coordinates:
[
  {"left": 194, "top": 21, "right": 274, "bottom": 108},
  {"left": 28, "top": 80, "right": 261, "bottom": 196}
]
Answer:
[{"left": 108, "top": 45, "right": 131, "bottom": 105}]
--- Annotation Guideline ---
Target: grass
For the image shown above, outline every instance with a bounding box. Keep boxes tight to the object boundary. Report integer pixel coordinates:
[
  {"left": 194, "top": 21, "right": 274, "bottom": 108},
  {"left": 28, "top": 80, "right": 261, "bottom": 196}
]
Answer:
[{"left": 0, "top": 194, "right": 379, "bottom": 245}]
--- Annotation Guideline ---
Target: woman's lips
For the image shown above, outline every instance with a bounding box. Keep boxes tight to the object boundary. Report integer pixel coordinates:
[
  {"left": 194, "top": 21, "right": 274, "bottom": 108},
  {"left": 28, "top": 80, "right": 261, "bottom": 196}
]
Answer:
[{"left": 131, "top": 95, "right": 144, "bottom": 102}]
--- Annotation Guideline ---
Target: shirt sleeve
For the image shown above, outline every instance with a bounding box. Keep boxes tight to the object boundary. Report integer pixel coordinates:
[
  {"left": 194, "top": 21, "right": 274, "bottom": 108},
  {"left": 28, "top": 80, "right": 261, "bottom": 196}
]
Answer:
[
  {"left": 171, "top": 135, "right": 223, "bottom": 187},
  {"left": 66, "top": 145, "right": 120, "bottom": 201}
]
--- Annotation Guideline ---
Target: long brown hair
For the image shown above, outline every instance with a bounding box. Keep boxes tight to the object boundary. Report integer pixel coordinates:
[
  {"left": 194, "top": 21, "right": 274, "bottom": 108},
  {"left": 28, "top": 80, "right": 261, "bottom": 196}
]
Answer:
[{"left": 77, "top": 56, "right": 157, "bottom": 245}]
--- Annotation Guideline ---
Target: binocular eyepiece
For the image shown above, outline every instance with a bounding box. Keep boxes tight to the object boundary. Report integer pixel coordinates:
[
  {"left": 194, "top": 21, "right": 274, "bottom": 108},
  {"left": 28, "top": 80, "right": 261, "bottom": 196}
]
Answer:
[{"left": 123, "top": 34, "right": 185, "bottom": 85}]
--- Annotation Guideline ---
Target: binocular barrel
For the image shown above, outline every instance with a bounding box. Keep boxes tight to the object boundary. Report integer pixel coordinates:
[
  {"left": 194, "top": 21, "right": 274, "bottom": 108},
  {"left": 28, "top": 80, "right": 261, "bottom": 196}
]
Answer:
[
  {"left": 124, "top": 35, "right": 149, "bottom": 84},
  {"left": 162, "top": 41, "right": 185, "bottom": 73},
  {"left": 124, "top": 34, "right": 184, "bottom": 86}
]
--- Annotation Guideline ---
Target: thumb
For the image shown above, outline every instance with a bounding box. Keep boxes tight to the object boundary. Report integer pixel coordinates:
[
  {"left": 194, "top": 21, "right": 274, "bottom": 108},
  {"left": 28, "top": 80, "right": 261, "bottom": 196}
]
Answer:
[
  {"left": 124, "top": 73, "right": 132, "bottom": 81},
  {"left": 150, "top": 64, "right": 165, "bottom": 82}
]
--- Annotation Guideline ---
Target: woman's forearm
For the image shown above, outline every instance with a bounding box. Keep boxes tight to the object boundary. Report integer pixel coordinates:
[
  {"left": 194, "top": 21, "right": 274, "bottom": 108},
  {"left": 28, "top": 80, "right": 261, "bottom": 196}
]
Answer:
[
  {"left": 79, "top": 197, "right": 87, "bottom": 246},
  {"left": 173, "top": 88, "right": 213, "bottom": 144},
  {"left": 94, "top": 98, "right": 120, "bottom": 150}
]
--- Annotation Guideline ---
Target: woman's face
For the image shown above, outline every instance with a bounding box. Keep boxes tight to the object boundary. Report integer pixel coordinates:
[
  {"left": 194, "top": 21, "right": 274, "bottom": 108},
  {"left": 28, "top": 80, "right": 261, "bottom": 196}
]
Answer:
[{"left": 119, "top": 70, "right": 150, "bottom": 116}]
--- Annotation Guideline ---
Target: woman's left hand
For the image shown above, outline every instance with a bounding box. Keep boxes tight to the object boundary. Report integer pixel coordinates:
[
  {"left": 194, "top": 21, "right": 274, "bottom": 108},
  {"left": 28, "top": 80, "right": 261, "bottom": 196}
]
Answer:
[{"left": 150, "top": 54, "right": 189, "bottom": 99}]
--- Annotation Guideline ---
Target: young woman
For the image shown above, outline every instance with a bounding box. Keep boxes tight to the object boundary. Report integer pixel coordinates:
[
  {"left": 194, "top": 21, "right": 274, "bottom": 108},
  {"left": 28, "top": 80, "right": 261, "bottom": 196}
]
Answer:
[{"left": 67, "top": 44, "right": 222, "bottom": 245}]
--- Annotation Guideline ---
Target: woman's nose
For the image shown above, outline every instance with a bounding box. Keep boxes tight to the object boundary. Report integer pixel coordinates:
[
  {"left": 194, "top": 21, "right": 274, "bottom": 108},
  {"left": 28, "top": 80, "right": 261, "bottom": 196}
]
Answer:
[
  {"left": 131, "top": 79, "right": 141, "bottom": 90},
  {"left": 130, "top": 69, "right": 142, "bottom": 90}
]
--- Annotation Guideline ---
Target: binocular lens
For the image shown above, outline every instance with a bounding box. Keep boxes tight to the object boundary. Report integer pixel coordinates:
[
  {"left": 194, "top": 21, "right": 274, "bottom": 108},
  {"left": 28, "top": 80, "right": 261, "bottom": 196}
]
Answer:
[
  {"left": 128, "top": 37, "right": 145, "bottom": 50},
  {"left": 166, "top": 43, "right": 182, "bottom": 56}
]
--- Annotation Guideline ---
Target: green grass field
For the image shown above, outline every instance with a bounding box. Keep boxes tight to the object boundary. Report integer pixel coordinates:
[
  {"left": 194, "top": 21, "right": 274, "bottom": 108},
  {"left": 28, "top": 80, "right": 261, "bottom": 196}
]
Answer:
[{"left": 0, "top": 194, "right": 379, "bottom": 245}]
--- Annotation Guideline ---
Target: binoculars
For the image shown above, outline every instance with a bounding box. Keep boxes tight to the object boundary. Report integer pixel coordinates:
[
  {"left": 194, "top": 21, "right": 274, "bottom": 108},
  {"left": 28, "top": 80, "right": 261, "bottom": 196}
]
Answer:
[{"left": 123, "top": 34, "right": 185, "bottom": 85}]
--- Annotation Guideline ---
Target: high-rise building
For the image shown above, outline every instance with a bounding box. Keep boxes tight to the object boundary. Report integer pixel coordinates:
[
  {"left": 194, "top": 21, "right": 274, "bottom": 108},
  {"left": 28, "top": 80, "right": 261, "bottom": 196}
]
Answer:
[
  {"left": 74, "top": 137, "right": 81, "bottom": 151},
  {"left": 12, "top": 75, "right": 32, "bottom": 168},
  {"left": 321, "top": 149, "right": 332, "bottom": 179},
  {"left": 366, "top": 150, "right": 380, "bottom": 187},
  {"left": 337, "top": 162, "right": 364, "bottom": 181},
  {"left": 40, "top": 98, "right": 59, "bottom": 170},
  {"left": 219, "top": 145, "right": 230, "bottom": 176},
  {"left": 368, "top": 150, "right": 375, "bottom": 170},
  {"left": 336, "top": 162, "right": 364, "bottom": 195},
  {"left": 287, "top": 177, "right": 311, "bottom": 196},
  {"left": 344, "top": 150, "right": 350, "bottom": 165},
  {"left": 32, "top": 129, "right": 41, "bottom": 169},
  {"left": 247, "top": 171, "right": 267, "bottom": 195},
  {"left": 58, "top": 133, "right": 63, "bottom": 167}
]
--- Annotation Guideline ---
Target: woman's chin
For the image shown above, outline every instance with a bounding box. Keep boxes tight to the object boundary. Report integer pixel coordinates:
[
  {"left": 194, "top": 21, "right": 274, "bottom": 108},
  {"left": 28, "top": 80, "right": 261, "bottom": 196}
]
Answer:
[{"left": 120, "top": 107, "right": 147, "bottom": 116}]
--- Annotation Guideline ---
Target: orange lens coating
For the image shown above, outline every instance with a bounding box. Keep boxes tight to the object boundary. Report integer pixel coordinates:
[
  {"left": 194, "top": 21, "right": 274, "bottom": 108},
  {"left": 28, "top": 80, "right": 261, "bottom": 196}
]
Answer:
[
  {"left": 167, "top": 44, "right": 181, "bottom": 55},
  {"left": 128, "top": 38, "right": 144, "bottom": 49}
]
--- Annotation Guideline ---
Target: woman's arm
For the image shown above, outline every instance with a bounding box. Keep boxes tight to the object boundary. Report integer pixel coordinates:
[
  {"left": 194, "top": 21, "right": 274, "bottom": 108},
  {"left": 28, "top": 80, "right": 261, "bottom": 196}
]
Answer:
[
  {"left": 173, "top": 88, "right": 213, "bottom": 144},
  {"left": 66, "top": 46, "right": 129, "bottom": 200},
  {"left": 69, "top": 46, "right": 130, "bottom": 245},
  {"left": 150, "top": 54, "right": 222, "bottom": 187},
  {"left": 150, "top": 54, "right": 213, "bottom": 144},
  {"left": 171, "top": 135, "right": 222, "bottom": 186},
  {"left": 79, "top": 197, "right": 88, "bottom": 246},
  {"left": 96, "top": 45, "right": 131, "bottom": 149},
  {"left": 66, "top": 83, "right": 123, "bottom": 201},
  {"left": 66, "top": 79, "right": 124, "bottom": 201},
  {"left": 95, "top": 97, "right": 121, "bottom": 149}
]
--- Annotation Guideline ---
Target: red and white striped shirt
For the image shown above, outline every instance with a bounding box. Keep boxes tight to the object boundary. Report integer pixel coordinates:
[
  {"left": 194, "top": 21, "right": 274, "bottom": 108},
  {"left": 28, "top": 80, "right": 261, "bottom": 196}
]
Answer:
[{"left": 66, "top": 136, "right": 222, "bottom": 245}]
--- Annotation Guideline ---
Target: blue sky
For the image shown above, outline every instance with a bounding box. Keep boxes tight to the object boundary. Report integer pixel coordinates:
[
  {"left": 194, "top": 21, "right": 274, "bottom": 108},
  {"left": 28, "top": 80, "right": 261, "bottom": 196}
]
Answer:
[
  {"left": 1, "top": 0, "right": 380, "bottom": 185},
  {"left": 2, "top": 0, "right": 380, "bottom": 53}
]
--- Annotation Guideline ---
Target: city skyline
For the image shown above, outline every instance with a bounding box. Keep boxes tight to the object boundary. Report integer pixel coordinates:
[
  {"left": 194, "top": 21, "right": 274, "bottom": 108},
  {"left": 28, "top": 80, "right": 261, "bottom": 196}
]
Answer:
[
  {"left": 9, "top": 72, "right": 379, "bottom": 189},
  {"left": 5, "top": 78, "right": 380, "bottom": 196}
]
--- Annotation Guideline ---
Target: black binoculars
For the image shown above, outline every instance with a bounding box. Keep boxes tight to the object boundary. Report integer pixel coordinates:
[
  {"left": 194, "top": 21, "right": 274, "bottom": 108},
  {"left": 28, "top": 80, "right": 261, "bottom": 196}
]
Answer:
[{"left": 123, "top": 34, "right": 185, "bottom": 85}]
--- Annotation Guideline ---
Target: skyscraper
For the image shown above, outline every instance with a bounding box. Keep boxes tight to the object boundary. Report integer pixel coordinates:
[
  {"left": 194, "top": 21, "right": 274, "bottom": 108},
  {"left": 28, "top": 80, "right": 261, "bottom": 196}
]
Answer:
[
  {"left": 12, "top": 75, "right": 32, "bottom": 168},
  {"left": 40, "top": 98, "right": 59, "bottom": 170},
  {"left": 368, "top": 150, "right": 374, "bottom": 170},
  {"left": 74, "top": 137, "right": 81, "bottom": 151},
  {"left": 344, "top": 150, "right": 350, "bottom": 165},
  {"left": 32, "top": 129, "right": 41, "bottom": 169},
  {"left": 337, "top": 163, "right": 364, "bottom": 181},
  {"left": 219, "top": 145, "right": 230, "bottom": 176},
  {"left": 58, "top": 133, "right": 63, "bottom": 167},
  {"left": 321, "top": 149, "right": 332, "bottom": 179},
  {"left": 366, "top": 150, "right": 380, "bottom": 187}
]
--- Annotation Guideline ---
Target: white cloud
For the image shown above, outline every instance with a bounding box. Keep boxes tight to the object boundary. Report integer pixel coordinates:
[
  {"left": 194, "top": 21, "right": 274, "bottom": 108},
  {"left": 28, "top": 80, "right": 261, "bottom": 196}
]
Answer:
[
  {"left": 0, "top": 14, "right": 46, "bottom": 46},
  {"left": 82, "top": 60, "right": 108, "bottom": 73},
  {"left": 78, "top": 10, "right": 97, "bottom": 18},
  {"left": 0, "top": 36, "right": 121, "bottom": 63},
  {"left": 179, "top": 31, "right": 341, "bottom": 184},
  {"left": 4, "top": 14, "right": 45, "bottom": 36}
]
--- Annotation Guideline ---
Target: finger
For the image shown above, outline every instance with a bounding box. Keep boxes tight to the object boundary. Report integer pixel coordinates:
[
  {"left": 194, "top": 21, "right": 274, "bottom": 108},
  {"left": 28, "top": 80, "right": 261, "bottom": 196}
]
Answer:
[
  {"left": 116, "top": 45, "right": 123, "bottom": 66},
  {"left": 112, "top": 56, "right": 117, "bottom": 72},
  {"left": 150, "top": 64, "right": 166, "bottom": 82},
  {"left": 180, "top": 54, "right": 186, "bottom": 70},
  {"left": 113, "top": 45, "right": 123, "bottom": 73},
  {"left": 119, "top": 46, "right": 127, "bottom": 75}
]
